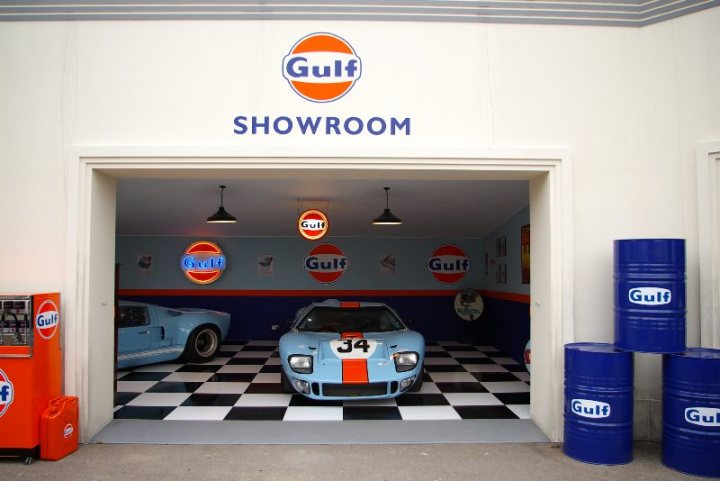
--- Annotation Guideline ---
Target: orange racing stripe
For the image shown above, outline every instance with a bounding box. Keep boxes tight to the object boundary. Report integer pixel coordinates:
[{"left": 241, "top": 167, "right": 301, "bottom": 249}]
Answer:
[{"left": 341, "top": 332, "right": 368, "bottom": 384}]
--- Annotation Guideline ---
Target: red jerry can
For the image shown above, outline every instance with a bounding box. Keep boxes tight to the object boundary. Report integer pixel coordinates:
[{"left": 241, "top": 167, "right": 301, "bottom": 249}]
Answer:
[{"left": 40, "top": 396, "right": 79, "bottom": 461}]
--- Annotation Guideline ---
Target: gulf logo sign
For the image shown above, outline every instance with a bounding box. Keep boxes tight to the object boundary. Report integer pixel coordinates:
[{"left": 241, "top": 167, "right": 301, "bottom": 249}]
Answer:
[
  {"left": 181, "top": 241, "right": 226, "bottom": 285},
  {"left": 0, "top": 368, "right": 14, "bottom": 418},
  {"left": 428, "top": 244, "right": 471, "bottom": 284},
  {"left": 282, "top": 32, "right": 362, "bottom": 103},
  {"left": 305, "top": 243, "right": 348, "bottom": 284},
  {"left": 298, "top": 209, "right": 329, "bottom": 240},
  {"left": 35, "top": 299, "right": 59, "bottom": 340}
]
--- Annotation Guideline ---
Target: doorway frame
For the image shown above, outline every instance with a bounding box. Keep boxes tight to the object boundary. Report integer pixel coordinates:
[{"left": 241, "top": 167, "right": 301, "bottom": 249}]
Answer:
[
  {"left": 64, "top": 147, "right": 574, "bottom": 442},
  {"left": 696, "top": 140, "right": 720, "bottom": 348}
]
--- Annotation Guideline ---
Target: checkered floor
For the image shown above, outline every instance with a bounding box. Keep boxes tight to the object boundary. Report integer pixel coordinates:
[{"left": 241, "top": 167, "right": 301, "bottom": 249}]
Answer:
[{"left": 114, "top": 340, "right": 530, "bottom": 421}]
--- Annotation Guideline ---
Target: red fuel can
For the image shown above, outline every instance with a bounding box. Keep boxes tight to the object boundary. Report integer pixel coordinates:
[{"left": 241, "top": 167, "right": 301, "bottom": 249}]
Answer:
[{"left": 40, "top": 396, "right": 79, "bottom": 461}]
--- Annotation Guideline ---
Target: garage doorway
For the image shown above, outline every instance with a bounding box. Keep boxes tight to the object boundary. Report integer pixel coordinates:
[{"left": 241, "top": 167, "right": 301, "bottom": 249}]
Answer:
[{"left": 66, "top": 152, "right": 573, "bottom": 443}]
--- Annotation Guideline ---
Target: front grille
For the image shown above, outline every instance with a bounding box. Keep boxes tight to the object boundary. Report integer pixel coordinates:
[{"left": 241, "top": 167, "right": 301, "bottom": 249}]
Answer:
[{"left": 321, "top": 382, "right": 388, "bottom": 397}]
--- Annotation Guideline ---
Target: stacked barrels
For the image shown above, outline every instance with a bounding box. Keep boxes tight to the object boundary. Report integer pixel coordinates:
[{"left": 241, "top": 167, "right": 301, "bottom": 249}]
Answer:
[{"left": 563, "top": 239, "right": 720, "bottom": 477}]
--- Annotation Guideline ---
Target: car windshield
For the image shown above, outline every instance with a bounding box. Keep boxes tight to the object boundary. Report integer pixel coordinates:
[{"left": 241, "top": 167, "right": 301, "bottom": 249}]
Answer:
[{"left": 295, "top": 306, "right": 406, "bottom": 333}]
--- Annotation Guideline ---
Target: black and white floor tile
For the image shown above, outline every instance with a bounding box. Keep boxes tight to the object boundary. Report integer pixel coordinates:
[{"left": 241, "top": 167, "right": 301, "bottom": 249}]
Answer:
[{"left": 114, "top": 340, "right": 530, "bottom": 422}]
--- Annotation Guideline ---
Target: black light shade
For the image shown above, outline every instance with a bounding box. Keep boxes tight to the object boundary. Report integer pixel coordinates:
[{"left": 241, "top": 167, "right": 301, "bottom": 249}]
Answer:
[
  {"left": 207, "top": 185, "right": 237, "bottom": 224},
  {"left": 372, "top": 187, "right": 402, "bottom": 225}
]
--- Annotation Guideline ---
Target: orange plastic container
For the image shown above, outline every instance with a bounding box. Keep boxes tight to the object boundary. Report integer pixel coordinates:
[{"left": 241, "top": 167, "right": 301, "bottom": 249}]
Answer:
[{"left": 40, "top": 396, "right": 79, "bottom": 461}]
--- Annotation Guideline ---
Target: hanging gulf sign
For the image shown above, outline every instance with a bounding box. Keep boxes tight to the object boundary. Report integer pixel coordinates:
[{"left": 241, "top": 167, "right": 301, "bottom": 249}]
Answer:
[
  {"left": 298, "top": 209, "right": 329, "bottom": 240},
  {"left": 305, "top": 243, "right": 347, "bottom": 284},
  {"left": 428, "top": 244, "right": 471, "bottom": 284}
]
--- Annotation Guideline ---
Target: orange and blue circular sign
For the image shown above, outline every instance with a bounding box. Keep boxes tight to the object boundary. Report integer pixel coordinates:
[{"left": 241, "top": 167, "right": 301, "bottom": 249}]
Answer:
[
  {"left": 35, "top": 299, "right": 59, "bottom": 340},
  {"left": 305, "top": 243, "right": 347, "bottom": 284},
  {"left": 428, "top": 244, "right": 471, "bottom": 285},
  {"left": 181, "top": 241, "right": 226, "bottom": 285},
  {"left": 0, "top": 368, "right": 14, "bottom": 418},
  {"left": 282, "top": 32, "right": 362, "bottom": 103},
  {"left": 298, "top": 209, "right": 329, "bottom": 240}
]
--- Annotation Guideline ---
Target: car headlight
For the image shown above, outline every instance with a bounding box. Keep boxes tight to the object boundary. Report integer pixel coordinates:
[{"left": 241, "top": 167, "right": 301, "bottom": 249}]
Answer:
[
  {"left": 394, "top": 351, "right": 418, "bottom": 372},
  {"left": 289, "top": 354, "right": 313, "bottom": 374}
]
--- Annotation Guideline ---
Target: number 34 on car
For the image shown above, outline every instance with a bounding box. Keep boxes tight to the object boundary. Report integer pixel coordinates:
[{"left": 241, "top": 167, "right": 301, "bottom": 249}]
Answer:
[{"left": 279, "top": 299, "right": 425, "bottom": 400}]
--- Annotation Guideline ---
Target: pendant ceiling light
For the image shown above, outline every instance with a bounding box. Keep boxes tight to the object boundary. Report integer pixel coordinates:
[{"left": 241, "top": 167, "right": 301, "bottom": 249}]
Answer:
[
  {"left": 206, "top": 185, "right": 237, "bottom": 224},
  {"left": 372, "top": 187, "right": 402, "bottom": 225}
]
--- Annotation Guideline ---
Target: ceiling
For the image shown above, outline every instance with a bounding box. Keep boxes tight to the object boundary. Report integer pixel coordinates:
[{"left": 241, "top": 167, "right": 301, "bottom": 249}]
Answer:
[{"left": 116, "top": 178, "right": 529, "bottom": 239}]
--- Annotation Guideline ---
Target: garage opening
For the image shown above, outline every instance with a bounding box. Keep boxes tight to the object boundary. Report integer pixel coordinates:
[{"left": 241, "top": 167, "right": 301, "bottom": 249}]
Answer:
[{"left": 71, "top": 155, "right": 570, "bottom": 443}]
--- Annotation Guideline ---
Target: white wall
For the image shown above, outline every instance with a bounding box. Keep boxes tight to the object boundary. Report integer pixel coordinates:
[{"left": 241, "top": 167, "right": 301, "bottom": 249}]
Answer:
[{"left": 1, "top": 8, "right": 719, "bottom": 441}]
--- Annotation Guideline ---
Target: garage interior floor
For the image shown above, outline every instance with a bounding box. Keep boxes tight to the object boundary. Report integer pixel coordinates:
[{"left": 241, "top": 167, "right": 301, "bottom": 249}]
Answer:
[{"left": 96, "top": 340, "right": 546, "bottom": 444}]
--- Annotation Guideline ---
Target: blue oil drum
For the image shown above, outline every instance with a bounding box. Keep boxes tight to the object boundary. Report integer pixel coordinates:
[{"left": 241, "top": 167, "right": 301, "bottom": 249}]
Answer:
[
  {"left": 663, "top": 348, "right": 720, "bottom": 478},
  {"left": 614, "top": 238, "right": 686, "bottom": 353},
  {"left": 563, "top": 343, "right": 633, "bottom": 465}
]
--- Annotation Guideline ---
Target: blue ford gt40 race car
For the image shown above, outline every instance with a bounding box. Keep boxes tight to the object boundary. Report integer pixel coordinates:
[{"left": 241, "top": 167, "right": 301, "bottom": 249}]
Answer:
[
  {"left": 117, "top": 300, "right": 230, "bottom": 369},
  {"left": 279, "top": 300, "right": 425, "bottom": 400}
]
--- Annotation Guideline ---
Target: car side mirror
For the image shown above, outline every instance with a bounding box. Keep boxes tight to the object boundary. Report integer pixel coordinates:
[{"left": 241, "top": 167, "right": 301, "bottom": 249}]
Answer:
[
  {"left": 405, "top": 318, "right": 416, "bottom": 326},
  {"left": 285, "top": 318, "right": 294, "bottom": 327}
]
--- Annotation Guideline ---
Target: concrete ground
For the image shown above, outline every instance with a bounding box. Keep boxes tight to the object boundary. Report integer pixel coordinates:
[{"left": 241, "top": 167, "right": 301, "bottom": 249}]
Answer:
[{"left": 0, "top": 442, "right": 707, "bottom": 481}]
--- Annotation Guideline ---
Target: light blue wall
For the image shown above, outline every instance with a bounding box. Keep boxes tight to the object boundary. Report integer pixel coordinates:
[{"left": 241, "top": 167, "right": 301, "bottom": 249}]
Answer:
[
  {"left": 480, "top": 205, "right": 530, "bottom": 295},
  {"left": 117, "top": 236, "right": 485, "bottom": 290}
]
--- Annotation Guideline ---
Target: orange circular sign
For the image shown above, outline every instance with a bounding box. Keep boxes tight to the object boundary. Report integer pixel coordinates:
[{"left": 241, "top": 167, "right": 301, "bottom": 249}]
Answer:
[
  {"left": 298, "top": 209, "right": 329, "bottom": 240},
  {"left": 180, "top": 241, "right": 226, "bottom": 285}
]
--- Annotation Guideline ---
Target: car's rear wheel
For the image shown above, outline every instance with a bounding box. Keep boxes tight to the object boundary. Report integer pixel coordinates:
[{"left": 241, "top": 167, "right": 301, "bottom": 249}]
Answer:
[
  {"left": 183, "top": 325, "right": 221, "bottom": 363},
  {"left": 280, "top": 369, "right": 294, "bottom": 393}
]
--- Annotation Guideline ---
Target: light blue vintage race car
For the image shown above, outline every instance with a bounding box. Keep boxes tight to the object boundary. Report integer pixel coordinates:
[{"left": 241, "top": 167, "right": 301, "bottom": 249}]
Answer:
[
  {"left": 117, "top": 300, "right": 230, "bottom": 369},
  {"left": 279, "top": 300, "right": 425, "bottom": 400}
]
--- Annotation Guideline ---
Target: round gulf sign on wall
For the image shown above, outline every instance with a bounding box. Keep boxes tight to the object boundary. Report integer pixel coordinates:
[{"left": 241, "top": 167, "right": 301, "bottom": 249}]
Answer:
[
  {"left": 428, "top": 244, "right": 471, "bottom": 284},
  {"left": 181, "top": 241, "right": 226, "bottom": 285},
  {"left": 282, "top": 32, "right": 362, "bottom": 103},
  {"left": 305, "top": 243, "right": 347, "bottom": 284},
  {"left": 35, "top": 299, "right": 59, "bottom": 340},
  {"left": 298, "top": 209, "right": 329, "bottom": 240}
]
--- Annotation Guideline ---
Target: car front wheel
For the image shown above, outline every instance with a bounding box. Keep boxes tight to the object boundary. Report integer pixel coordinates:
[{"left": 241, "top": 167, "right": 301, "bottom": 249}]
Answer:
[
  {"left": 183, "top": 326, "right": 221, "bottom": 363},
  {"left": 409, "top": 365, "right": 425, "bottom": 392},
  {"left": 280, "top": 370, "right": 294, "bottom": 393}
]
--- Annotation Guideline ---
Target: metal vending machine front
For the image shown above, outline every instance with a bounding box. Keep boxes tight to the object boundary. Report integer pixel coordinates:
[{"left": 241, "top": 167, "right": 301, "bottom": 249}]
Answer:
[{"left": 0, "top": 293, "right": 62, "bottom": 462}]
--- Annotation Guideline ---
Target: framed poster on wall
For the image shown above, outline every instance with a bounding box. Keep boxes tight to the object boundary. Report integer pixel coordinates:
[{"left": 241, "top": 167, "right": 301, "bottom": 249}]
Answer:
[
  {"left": 496, "top": 263, "right": 507, "bottom": 284},
  {"left": 497, "top": 236, "right": 507, "bottom": 257},
  {"left": 521, "top": 224, "right": 530, "bottom": 284}
]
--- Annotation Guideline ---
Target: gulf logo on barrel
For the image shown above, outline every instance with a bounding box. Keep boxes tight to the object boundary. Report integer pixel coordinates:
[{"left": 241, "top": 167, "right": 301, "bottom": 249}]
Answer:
[
  {"left": 282, "top": 32, "right": 362, "bottom": 103},
  {"left": 36, "top": 299, "right": 59, "bottom": 340},
  {"left": 298, "top": 209, "right": 329, "bottom": 240},
  {"left": 305, "top": 243, "right": 348, "bottom": 283},
  {"left": 0, "top": 369, "right": 14, "bottom": 418},
  {"left": 427, "top": 244, "right": 471, "bottom": 284},
  {"left": 181, "top": 241, "right": 226, "bottom": 285}
]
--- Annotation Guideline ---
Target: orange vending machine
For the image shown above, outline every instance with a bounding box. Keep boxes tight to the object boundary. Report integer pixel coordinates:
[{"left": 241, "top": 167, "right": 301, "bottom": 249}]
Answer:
[{"left": 0, "top": 293, "right": 62, "bottom": 463}]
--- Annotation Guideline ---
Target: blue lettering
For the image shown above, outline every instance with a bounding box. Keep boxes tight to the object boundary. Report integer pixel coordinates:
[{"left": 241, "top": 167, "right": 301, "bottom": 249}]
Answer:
[
  {"left": 345, "top": 59, "right": 359, "bottom": 77},
  {"left": 232, "top": 115, "right": 413, "bottom": 136},
  {"left": 286, "top": 57, "right": 308, "bottom": 78},
  {"left": 233, "top": 116, "right": 247, "bottom": 135},
  {"left": 182, "top": 256, "right": 195, "bottom": 269},
  {"left": 305, "top": 257, "right": 347, "bottom": 270},
  {"left": 428, "top": 258, "right": 441, "bottom": 271},
  {"left": 326, "top": 117, "right": 340, "bottom": 135},
  {"left": 0, "top": 384, "right": 10, "bottom": 402},
  {"left": 182, "top": 255, "right": 225, "bottom": 271},
  {"left": 391, "top": 117, "right": 411, "bottom": 135},
  {"left": 312, "top": 64, "right": 331, "bottom": 78},
  {"left": 305, "top": 256, "right": 319, "bottom": 270},
  {"left": 274, "top": 116, "right": 292, "bottom": 135},
  {"left": 252, "top": 116, "right": 270, "bottom": 135},
  {"left": 297, "top": 117, "right": 321, "bottom": 135},
  {"left": 344, "top": 117, "right": 363, "bottom": 135},
  {"left": 367, "top": 117, "right": 386, "bottom": 135}
]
